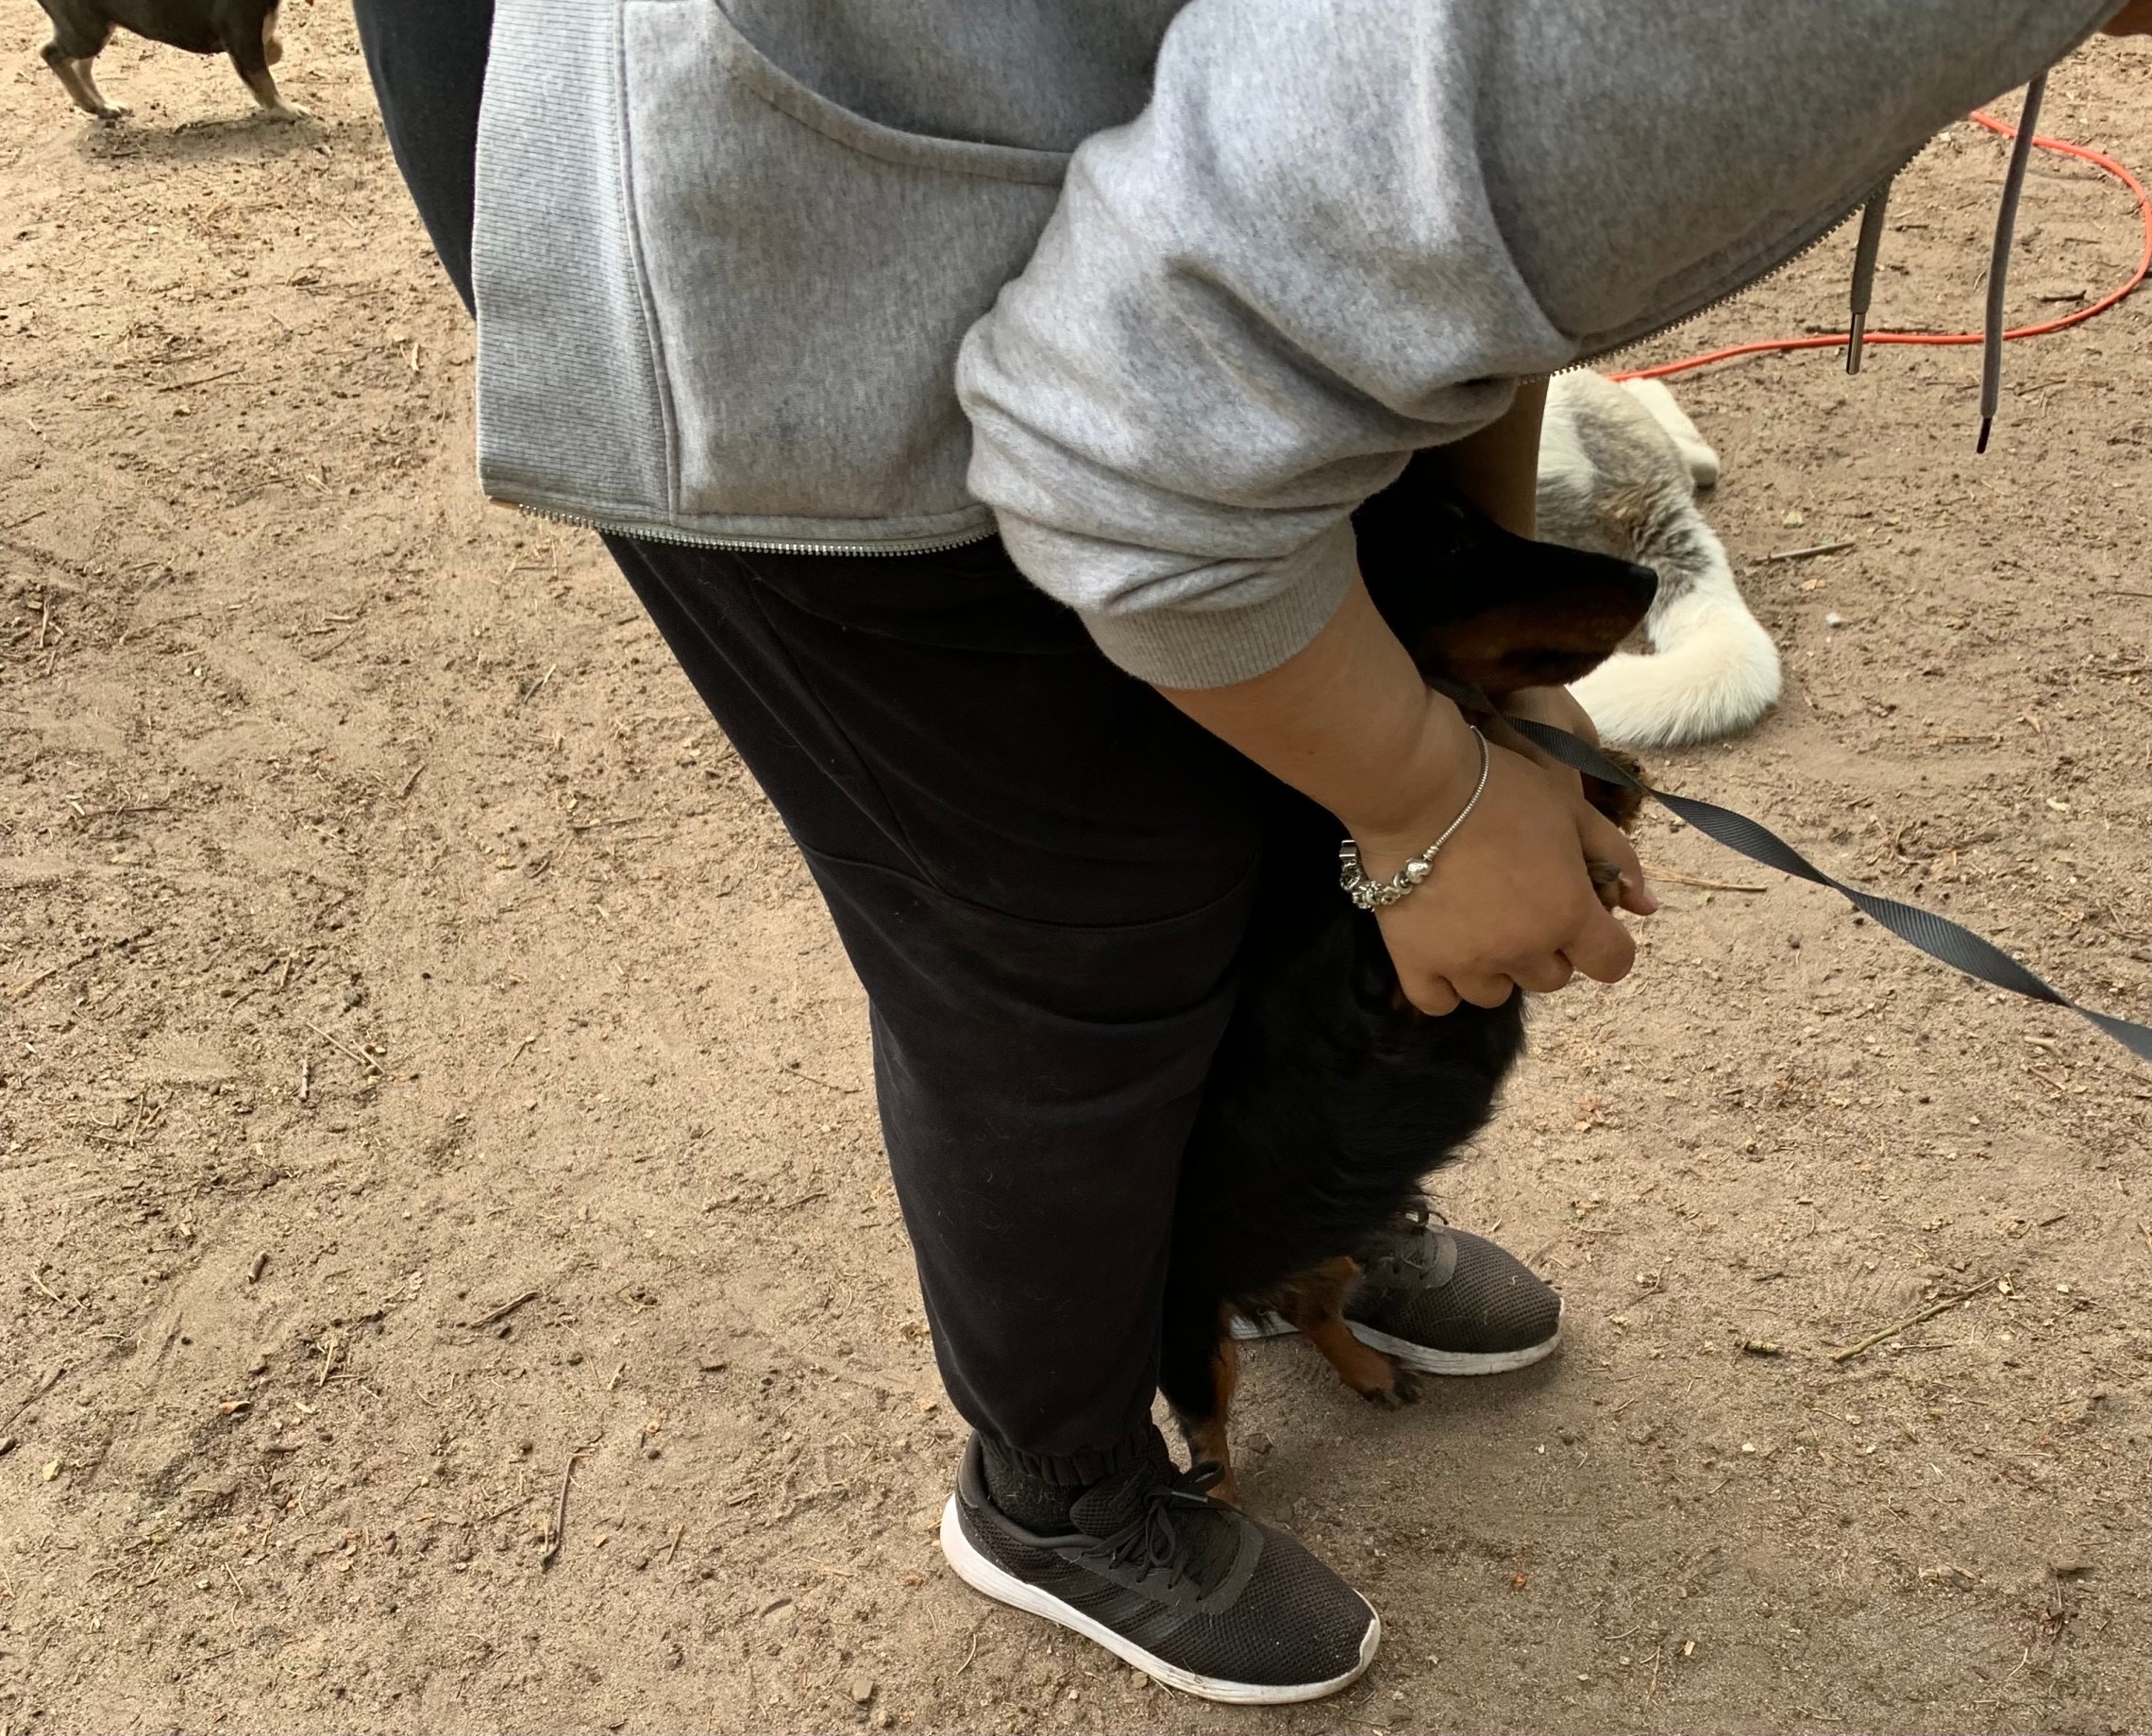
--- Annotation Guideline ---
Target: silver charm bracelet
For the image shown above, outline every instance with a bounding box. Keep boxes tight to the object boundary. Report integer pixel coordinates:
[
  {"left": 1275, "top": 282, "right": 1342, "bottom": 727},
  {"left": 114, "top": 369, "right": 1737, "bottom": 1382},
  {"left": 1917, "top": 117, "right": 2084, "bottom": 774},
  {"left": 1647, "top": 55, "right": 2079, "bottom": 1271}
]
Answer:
[{"left": 1338, "top": 726, "right": 1491, "bottom": 911}]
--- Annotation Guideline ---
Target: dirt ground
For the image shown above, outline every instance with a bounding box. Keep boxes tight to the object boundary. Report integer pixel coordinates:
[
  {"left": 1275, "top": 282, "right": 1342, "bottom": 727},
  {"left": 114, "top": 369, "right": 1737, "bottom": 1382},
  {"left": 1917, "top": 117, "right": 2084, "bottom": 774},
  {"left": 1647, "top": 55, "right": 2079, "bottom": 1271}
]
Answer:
[{"left": 3, "top": 13, "right": 2151, "bottom": 1734}]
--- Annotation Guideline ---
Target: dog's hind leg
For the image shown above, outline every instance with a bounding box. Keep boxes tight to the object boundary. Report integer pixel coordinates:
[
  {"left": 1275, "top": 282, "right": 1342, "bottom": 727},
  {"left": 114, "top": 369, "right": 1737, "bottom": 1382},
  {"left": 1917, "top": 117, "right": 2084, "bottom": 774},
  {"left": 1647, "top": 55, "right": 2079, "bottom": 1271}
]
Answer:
[
  {"left": 1281, "top": 1258, "right": 1421, "bottom": 1409},
  {"left": 1159, "top": 1293, "right": 1243, "bottom": 1507},
  {"left": 1179, "top": 1327, "right": 1242, "bottom": 1508},
  {"left": 226, "top": 9, "right": 308, "bottom": 119}
]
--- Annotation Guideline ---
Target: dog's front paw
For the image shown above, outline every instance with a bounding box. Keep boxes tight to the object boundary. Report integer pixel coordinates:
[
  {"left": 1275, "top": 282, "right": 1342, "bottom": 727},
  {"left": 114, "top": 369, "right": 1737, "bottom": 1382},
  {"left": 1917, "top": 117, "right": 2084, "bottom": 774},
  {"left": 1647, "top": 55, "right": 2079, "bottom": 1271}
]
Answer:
[
  {"left": 1360, "top": 1365, "right": 1421, "bottom": 1409},
  {"left": 93, "top": 103, "right": 131, "bottom": 124},
  {"left": 1351, "top": 1368, "right": 1420, "bottom": 1402},
  {"left": 265, "top": 101, "right": 312, "bottom": 122}
]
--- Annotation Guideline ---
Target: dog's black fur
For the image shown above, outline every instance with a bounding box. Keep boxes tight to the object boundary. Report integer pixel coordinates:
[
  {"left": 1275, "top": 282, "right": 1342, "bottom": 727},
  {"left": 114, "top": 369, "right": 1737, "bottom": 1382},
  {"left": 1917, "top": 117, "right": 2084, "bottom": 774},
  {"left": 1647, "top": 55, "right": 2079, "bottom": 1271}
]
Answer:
[
  {"left": 35, "top": 0, "right": 302, "bottom": 122},
  {"left": 1160, "top": 469, "right": 1657, "bottom": 1499}
]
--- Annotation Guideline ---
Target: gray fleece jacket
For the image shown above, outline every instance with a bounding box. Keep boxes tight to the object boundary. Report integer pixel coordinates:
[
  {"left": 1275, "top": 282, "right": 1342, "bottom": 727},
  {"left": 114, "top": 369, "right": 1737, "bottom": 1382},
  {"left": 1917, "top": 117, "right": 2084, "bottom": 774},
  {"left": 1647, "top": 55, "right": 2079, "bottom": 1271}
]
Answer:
[{"left": 471, "top": 1, "right": 2110, "bottom": 688}]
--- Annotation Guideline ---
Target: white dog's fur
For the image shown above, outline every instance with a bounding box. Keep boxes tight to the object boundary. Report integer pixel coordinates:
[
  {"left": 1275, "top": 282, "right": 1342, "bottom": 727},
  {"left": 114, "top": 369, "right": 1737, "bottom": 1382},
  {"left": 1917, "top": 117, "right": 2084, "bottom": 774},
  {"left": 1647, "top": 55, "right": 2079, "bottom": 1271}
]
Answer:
[{"left": 1536, "top": 371, "right": 1779, "bottom": 748}]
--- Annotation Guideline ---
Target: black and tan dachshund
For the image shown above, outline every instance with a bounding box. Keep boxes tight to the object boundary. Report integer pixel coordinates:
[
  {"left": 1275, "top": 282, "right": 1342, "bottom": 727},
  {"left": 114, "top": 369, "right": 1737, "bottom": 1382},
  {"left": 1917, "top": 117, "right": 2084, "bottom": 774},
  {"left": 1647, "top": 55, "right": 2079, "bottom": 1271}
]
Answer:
[
  {"left": 35, "top": 0, "right": 305, "bottom": 122},
  {"left": 1162, "top": 470, "right": 1656, "bottom": 1504}
]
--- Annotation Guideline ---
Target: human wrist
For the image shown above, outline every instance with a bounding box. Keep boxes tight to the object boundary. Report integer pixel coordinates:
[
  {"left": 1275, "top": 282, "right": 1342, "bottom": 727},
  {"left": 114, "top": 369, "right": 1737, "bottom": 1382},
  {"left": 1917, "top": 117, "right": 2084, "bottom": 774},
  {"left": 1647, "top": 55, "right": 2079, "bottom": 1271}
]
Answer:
[
  {"left": 1340, "top": 690, "right": 1486, "bottom": 866},
  {"left": 1340, "top": 724, "right": 1492, "bottom": 908}
]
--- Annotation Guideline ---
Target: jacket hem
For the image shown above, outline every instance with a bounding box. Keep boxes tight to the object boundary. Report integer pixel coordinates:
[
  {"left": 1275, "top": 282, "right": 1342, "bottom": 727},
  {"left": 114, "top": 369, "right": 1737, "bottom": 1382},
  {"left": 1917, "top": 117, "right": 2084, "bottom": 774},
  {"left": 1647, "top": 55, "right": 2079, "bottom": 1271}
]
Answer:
[{"left": 484, "top": 477, "right": 999, "bottom": 552}]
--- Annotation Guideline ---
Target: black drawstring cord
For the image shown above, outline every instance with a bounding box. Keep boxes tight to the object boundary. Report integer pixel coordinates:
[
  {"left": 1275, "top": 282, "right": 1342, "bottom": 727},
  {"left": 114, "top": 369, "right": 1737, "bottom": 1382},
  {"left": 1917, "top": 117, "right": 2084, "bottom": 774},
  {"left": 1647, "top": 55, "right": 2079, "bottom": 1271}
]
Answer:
[
  {"left": 1979, "top": 72, "right": 2049, "bottom": 452},
  {"left": 1845, "top": 185, "right": 1892, "bottom": 376},
  {"left": 1847, "top": 75, "right": 2053, "bottom": 447}
]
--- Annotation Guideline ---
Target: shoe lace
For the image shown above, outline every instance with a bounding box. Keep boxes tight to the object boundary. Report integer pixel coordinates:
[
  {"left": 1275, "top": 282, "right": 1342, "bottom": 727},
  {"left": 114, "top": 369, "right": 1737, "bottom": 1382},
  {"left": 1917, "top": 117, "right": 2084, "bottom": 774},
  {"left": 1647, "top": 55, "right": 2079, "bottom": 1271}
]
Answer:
[
  {"left": 1079, "top": 1462, "right": 1226, "bottom": 1593},
  {"left": 1394, "top": 1194, "right": 1447, "bottom": 1233},
  {"left": 1364, "top": 1195, "right": 1452, "bottom": 1285}
]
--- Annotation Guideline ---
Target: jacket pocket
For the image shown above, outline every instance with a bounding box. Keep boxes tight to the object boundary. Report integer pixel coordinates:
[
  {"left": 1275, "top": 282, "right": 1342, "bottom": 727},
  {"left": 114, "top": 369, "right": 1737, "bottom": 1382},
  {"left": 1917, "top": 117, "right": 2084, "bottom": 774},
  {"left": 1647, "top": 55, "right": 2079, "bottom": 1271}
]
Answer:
[{"left": 620, "top": 1, "right": 1071, "bottom": 540}]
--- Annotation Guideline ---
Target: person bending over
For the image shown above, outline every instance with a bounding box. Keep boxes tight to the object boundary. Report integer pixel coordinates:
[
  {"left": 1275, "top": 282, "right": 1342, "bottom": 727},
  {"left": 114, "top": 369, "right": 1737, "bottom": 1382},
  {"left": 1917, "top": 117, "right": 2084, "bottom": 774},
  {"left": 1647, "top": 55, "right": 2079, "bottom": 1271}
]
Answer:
[{"left": 352, "top": 0, "right": 2127, "bottom": 1701}]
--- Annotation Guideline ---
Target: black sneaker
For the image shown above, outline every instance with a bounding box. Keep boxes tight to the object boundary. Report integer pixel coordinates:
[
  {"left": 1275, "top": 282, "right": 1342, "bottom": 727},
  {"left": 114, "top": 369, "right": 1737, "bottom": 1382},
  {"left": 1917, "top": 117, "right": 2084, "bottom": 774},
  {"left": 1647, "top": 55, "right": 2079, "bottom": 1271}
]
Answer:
[
  {"left": 1233, "top": 1205, "right": 1562, "bottom": 1374},
  {"left": 940, "top": 1436, "right": 1378, "bottom": 1704}
]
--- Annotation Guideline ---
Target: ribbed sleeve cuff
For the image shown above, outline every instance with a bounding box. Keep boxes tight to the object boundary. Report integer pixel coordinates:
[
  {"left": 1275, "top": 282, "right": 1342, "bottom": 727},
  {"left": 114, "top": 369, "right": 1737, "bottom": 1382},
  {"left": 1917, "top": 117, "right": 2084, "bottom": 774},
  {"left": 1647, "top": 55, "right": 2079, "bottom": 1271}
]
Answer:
[{"left": 1073, "top": 519, "right": 1357, "bottom": 689}]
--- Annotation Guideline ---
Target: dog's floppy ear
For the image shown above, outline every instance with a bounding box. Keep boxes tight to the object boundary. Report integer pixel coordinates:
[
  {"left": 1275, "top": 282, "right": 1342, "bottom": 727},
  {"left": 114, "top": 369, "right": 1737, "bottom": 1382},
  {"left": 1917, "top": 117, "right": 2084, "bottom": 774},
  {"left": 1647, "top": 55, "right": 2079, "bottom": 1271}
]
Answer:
[{"left": 1352, "top": 463, "right": 1656, "bottom": 701}]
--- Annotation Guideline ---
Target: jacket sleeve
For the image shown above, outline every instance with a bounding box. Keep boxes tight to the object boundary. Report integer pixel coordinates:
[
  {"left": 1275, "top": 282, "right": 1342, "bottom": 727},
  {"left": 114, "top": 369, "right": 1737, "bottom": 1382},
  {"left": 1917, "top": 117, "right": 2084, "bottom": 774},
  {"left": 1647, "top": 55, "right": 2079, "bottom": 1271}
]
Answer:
[
  {"left": 954, "top": 0, "right": 1571, "bottom": 689},
  {"left": 955, "top": 0, "right": 2112, "bottom": 690}
]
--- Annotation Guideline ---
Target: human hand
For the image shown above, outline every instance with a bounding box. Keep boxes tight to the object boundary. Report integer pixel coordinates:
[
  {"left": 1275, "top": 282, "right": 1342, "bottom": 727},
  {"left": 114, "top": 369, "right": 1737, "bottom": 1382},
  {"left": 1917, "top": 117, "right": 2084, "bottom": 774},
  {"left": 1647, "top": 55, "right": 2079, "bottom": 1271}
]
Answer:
[
  {"left": 1348, "top": 730, "right": 1655, "bottom": 1016},
  {"left": 1471, "top": 681, "right": 1654, "bottom": 898},
  {"left": 1499, "top": 683, "right": 1603, "bottom": 750},
  {"left": 1154, "top": 577, "right": 1653, "bottom": 1017},
  {"left": 1485, "top": 683, "right": 1602, "bottom": 797}
]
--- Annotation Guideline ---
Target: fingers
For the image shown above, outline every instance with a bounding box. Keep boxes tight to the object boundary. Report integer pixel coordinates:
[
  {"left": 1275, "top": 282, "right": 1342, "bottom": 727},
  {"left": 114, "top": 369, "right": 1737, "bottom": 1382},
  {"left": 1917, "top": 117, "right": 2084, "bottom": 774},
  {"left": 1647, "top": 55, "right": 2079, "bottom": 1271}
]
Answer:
[
  {"left": 1398, "top": 972, "right": 1462, "bottom": 1017},
  {"left": 1509, "top": 953, "right": 1576, "bottom": 995},
  {"left": 1370, "top": 739, "right": 1656, "bottom": 1012},
  {"left": 1447, "top": 972, "right": 1519, "bottom": 1009},
  {"left": 1561, "top": 900, "right": 1638, "bottom": 986},
  {"left": 1534, "top": 844, "right": 1637, "bottom": 987},
  {"left": 1614, "top": 870, "right": 1658, "bottom": 919},
  {"left": 1575, "top": 801, "right": 1656, "bottom": 916},
  {"left": 1411, "top": 939, "right": 1596, "bottom": 1011}
]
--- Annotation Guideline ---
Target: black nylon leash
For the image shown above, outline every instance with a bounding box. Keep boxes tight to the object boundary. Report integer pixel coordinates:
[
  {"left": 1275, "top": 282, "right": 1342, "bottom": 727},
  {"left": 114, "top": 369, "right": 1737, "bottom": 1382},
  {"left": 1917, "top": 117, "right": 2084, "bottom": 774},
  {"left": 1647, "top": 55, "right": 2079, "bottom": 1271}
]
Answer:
[{"left": 1499, "top": 713, "right": 2152, "bottom": 1065}]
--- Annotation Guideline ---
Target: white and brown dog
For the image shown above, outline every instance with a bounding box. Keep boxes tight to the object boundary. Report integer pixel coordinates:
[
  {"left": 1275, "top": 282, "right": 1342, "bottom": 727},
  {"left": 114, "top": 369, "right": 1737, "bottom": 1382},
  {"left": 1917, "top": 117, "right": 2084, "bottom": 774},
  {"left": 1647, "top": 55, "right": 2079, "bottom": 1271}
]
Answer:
[
  {"left": 35, "top": 0, "right": 306, "bottom": 122},
  {"left": 1538, "top": 370, "right": 1781, "bottom": 747}
]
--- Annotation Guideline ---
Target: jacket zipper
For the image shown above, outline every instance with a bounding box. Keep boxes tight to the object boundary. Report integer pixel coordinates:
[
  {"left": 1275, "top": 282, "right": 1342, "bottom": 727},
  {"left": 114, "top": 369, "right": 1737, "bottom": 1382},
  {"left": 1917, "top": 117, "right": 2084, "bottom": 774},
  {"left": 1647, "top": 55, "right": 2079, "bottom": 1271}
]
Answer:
[
  {"left": 513, "top": 498, "right": 998, "bottom": 559},
  {"left": 1565, "top": 156, "right": 1918, "bottom": 376}
]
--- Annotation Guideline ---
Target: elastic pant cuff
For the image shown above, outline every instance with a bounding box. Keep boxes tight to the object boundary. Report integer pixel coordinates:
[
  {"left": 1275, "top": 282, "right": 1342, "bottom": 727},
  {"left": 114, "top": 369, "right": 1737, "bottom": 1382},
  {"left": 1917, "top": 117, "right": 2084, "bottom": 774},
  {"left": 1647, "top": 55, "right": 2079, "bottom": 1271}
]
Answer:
[{"left": 982, "top": 1423, "right": 1169, "bottom": 1490}]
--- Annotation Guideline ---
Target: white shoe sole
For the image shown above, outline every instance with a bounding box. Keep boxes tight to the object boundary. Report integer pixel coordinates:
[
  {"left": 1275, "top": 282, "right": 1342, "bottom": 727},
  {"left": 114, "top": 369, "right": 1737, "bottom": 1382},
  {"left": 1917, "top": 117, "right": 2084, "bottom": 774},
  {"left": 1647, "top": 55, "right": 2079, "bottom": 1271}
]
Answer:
[
  {"left": 938, "top": 1496, "right": 1380, "bottom": 1705},
  {"left": 1228, "top": 1299, "right": 1563, "bottom": 1376}
]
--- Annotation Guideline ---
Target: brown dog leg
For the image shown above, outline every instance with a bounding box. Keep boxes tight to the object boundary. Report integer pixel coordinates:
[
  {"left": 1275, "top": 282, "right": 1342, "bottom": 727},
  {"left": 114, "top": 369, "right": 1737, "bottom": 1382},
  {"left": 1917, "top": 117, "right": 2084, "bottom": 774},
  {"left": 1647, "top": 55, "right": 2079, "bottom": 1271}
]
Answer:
[
  {"left": 42, "top": 42, "right": 126, "bottom": 121},
  {"left": 1282, "top": 1258, "right": 1421, "bottom": 1408},
  {"left": 238, "top": 63, "right": 308, "bottom": 119},
  {"left": 231, "top": 10, "right": 309, "bottom": 121},
  {"left": 1179, "top": 1321, "right": 1242, "bottom": 1508}
]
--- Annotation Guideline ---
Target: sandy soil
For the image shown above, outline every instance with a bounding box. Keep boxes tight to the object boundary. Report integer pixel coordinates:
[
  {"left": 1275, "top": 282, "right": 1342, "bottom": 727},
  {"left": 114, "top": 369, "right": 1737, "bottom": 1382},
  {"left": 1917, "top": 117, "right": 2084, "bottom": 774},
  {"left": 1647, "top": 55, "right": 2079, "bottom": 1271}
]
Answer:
[{"left": 3, "top": 13, "right": 2151, "bottom": 1733}]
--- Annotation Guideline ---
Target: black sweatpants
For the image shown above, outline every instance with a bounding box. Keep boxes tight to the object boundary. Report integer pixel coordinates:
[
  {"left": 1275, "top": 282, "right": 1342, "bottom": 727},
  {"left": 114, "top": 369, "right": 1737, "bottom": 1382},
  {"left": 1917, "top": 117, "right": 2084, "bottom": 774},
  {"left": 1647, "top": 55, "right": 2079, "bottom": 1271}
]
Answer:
[{"left": 355, "top": 0, "right": 1328, "bottom": 1481}]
